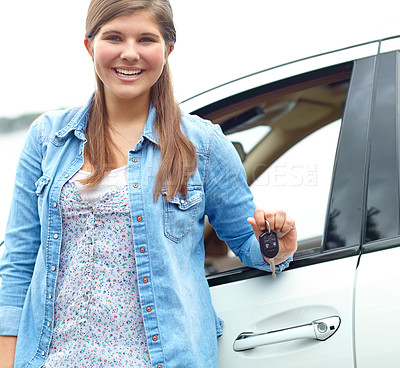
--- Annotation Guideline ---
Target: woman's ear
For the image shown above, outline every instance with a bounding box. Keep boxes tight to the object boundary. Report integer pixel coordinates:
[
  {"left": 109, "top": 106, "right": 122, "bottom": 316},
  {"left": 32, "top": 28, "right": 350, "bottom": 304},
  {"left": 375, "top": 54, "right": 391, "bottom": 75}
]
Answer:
[
  {"left": 163, "top": 44, "right": 174, "bottom": 65},
  {"left": 84, "top": 39, "right": 93, "bottom": 59}
]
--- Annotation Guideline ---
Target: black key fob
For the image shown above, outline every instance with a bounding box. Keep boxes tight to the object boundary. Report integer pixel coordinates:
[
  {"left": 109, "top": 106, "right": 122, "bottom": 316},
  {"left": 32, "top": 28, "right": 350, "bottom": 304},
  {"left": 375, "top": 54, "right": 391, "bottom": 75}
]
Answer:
[{"left": 259, "top": 222, "right": 279, "bottom": 259}]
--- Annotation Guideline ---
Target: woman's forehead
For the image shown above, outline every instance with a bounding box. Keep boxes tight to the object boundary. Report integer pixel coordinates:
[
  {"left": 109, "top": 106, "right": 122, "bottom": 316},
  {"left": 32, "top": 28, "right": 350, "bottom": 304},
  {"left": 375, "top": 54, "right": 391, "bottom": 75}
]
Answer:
[{"left": 98, "top": 9, "right": 162, "bottom": 35}]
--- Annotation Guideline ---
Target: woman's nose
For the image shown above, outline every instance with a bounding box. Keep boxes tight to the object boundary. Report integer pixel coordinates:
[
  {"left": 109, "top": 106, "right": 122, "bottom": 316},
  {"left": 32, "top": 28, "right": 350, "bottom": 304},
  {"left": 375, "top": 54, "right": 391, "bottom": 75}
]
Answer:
[{"left": 120, "top": 41, "right": 140, "bottom": 61}]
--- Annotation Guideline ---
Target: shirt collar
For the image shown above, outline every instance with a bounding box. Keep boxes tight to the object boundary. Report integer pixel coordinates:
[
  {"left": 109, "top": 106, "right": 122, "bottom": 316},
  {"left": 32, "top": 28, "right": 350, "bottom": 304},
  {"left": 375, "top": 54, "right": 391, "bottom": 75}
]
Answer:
[
  {"left": 54, "top": 94, "right": 159, "bottom": 146},
  {"left": 55, "top": 94, "right": 93, "bottom": 142},
  {"left": 140, "top": 103, "right": 159, "bottom": 146}
]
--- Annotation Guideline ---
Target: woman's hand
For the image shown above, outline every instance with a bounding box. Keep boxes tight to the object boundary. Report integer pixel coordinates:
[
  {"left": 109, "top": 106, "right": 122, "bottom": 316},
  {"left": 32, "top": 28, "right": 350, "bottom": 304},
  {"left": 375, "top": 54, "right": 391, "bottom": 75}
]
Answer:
[{"left": 247, "top": 208, "right": 298, "bottom": 265}]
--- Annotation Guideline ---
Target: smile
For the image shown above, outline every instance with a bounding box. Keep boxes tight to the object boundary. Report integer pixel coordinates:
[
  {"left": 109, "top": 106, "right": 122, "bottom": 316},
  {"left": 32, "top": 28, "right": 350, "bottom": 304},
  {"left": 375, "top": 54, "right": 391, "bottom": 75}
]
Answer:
[{"left": 114, "top": 68, "right": 143, "bottom": 77}]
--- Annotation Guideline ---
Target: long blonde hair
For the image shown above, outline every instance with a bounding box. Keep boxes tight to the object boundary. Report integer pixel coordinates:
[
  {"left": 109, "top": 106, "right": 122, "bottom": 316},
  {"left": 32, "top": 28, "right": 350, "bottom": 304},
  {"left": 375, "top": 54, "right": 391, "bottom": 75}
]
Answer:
[{"left": 84, "top": 0, "right": 197, "bottom": 201}]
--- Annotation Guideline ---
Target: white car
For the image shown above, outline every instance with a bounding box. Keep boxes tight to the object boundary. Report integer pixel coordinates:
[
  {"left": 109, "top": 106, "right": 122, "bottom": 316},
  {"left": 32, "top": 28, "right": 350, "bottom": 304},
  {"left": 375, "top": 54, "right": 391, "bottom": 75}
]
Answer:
[{"left": 181, "top": 35, "right": 400, "bottom": 367}]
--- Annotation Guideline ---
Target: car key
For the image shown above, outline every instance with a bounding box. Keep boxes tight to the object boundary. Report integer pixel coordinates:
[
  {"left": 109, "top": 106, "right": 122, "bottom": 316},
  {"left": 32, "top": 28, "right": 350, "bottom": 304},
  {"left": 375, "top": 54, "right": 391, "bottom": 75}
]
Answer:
[{"left": 259, "top": 220, "right": 279, "bottom": 279}]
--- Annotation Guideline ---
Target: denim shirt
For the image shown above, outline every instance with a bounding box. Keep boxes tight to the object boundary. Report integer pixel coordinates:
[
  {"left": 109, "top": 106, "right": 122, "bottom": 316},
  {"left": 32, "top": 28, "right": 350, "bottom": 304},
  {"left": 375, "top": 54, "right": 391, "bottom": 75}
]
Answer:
[{"left": 0, "top": 96, "right": 291, "bottom": 368}]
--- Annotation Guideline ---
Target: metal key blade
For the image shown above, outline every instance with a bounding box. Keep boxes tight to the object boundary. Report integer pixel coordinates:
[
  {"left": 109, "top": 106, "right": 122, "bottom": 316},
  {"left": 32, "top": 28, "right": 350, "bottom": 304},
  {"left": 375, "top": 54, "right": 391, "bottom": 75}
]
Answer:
[{"left": 269, "top": 258, "right": 277, "bottom": 279}]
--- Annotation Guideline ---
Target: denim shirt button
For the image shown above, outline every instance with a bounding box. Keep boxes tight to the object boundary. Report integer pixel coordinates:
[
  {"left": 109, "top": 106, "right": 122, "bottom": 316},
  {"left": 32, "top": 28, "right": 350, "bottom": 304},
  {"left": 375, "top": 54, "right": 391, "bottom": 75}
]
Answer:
[
  {"left": 132, "top": 158, "right": 138, "bottom": 163},
  {"left": 47, "top": 321, "right": 51, "bottom": 327},
  {"left": 41, "top": 350, "right": 46, "bottom": 356},
  {"left": 48, "top": 294, "right": 53, "bottom": 299},
  {"left": 51, "top": 265, "right": 56, "bottom": 271},
  {"left": 64, "top": 174, "right": 69, "bottom": 178},
  {"left": 146, "top": 306, "right": 152, "bottom": 312},
  {"left": 180, "top": 199, "right": 185, "bottom": 204},
  {"left": 137, "top": 216, "right": 143, "bottom": 222},
  {"left": 152, "top": 335, "right": 158, "bottom": 342},
  {"left": 53, "top": 202, "right": 58, "bottom": 208},
  {"left": 157, "top": 365, "right": 163, "bottom": 368},
  {"left": 53, "top": 234, "right": 59, "bottom": 239},
  {"left": 140, "top": 247, "right": 146, "bottom": 253}
]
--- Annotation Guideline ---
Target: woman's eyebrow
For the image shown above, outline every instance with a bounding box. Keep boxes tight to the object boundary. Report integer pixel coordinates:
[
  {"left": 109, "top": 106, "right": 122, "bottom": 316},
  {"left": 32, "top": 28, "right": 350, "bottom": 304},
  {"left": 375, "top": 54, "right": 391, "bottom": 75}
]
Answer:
[
  {"left": 140, "top": 32, "right": 161, "bottom": 39},
  {"left": 100, "top": 30, "right": 161, "bottom": 39},
  {"left": 101, "top": 30, "right": 123, "bottom": 36}
]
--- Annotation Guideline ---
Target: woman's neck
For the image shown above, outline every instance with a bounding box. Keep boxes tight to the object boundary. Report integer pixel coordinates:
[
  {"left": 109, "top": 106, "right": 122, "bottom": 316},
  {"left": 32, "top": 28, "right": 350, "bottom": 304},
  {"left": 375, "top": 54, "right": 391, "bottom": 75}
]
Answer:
[
  {"left": 105, "top": 92, "right": 150, "bottom": 129},
  {"left": 103, "top": 93, "right": 151, "bottom": 168}
]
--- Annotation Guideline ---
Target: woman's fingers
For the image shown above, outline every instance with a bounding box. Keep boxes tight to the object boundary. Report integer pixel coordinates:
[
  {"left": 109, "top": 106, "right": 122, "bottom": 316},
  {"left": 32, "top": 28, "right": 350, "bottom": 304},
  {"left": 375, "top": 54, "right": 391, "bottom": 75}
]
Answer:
[
  {"left": 279, "top": 214, "right": 295, "bottom": 236},
  {"left": 248, "top": 209, "right": 296, "bottom": 238},
  {"left": 248, "top": 208, "right": 298, "bottom": 264},
  {"left": 264, "top": 209, "right": 294, "bottom": 232},
  {"left": 254, "top": 208, "right": 267, "bottom": 231}
]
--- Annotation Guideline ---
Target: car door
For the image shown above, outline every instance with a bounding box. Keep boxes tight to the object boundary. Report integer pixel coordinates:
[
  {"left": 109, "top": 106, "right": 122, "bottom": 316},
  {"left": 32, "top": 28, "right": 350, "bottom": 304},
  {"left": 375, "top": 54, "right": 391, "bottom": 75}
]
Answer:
[{"left": 189, "top": 43, "right": 396, "bottom": 367}]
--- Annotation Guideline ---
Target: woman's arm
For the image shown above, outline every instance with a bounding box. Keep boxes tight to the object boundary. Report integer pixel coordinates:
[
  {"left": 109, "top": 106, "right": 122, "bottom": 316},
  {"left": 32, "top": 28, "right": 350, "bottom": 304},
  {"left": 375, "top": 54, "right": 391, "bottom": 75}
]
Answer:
[
  {"left": 204, "top": 124, "right": 297, "bottom": 271},
  {"left": 0, "top": 336, "right": 17, "bottom": 368},
  {"left": 0, "top": 118, "right": 44, "bottom": 335}
]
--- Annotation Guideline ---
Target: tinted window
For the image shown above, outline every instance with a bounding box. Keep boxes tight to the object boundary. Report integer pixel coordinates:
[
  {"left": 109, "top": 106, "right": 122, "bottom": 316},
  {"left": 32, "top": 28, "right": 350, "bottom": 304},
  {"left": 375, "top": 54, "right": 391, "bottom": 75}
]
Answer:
[
  {"left": 323, "top": 57, "right": 376, "bottom": 250},
  {"left": 365, "top": 51, "right": 400, "bottom": 242}
]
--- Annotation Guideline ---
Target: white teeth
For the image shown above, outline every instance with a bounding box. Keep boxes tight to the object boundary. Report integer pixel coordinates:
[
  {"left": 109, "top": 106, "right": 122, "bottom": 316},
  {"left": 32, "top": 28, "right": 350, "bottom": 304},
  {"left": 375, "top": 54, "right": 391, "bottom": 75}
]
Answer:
[{"left": 115, "top": 68, "right": 142, "bottom": 76}]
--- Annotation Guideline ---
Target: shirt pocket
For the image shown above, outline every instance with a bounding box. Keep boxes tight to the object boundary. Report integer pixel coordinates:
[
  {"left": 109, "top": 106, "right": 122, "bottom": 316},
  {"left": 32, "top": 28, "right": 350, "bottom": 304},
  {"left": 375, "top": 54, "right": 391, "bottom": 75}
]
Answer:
[
  {"left": 163, "top": 185, "right": 203, "bottom": 243},
  {"left": 35, "top": 175, "right": 51, "bottom": 195},
  {"left": 35, "top": 175, "right": 51, "bottom": 211}
]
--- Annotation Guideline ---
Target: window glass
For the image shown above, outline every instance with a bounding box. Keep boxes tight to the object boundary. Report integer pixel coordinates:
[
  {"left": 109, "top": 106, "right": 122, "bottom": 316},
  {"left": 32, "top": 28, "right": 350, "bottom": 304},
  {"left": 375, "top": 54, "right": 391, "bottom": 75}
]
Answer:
[
  {"left": 251, "top": 120, "right": 341, "bottom": 246},
  {"left": 227, "top": 125, "right": 271, "bottom": 156},
  {"left": 204, "top": 121, "right": 342, "bottom": 275},
  {"left": 203, "top": 66, "right": 352, "bottom": 275},
  {"left": 365, "top": 52, "right": 399, "bottom": 242}
]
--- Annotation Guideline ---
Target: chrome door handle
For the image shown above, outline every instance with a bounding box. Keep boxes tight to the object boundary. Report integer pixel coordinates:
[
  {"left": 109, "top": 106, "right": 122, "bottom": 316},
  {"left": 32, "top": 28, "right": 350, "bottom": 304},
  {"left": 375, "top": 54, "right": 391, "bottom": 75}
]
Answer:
[{"left": 233, "top": 316, "right": 341, "bottom": 352}]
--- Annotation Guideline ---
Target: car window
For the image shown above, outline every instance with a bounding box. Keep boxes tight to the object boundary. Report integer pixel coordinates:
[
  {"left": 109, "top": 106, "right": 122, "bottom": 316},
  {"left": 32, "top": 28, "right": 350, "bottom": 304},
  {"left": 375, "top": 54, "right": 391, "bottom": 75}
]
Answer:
[
  {"left": 251, "top": 120, "right": 341, "bottom": 246},
  {"left": 203, "top": 63, "right": 353, "bottom": 275},
  {"left": 227, "top": 125, "right": 271, "bottom": 156},
  {"left": 204, "top": 121, "right": 342, "bottom": 275},
  {"left": 205, "top": 121, "right": 342, "bottom": 275},
  {"left": 364, "top": 51, "right": 400, "bottom": 242}
]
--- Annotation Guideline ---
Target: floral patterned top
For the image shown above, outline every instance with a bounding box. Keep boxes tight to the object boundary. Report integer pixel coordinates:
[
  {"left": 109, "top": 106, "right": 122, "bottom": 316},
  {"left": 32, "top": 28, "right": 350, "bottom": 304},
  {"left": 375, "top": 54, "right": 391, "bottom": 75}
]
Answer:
[{"left": 44, "top": 166, "right": 151, "bottom": 367}]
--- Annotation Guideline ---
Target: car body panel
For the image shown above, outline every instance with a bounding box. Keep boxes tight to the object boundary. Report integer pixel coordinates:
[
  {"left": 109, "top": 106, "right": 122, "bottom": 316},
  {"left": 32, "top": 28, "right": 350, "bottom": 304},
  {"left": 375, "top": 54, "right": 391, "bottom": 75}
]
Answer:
[
  {"left": 355, "top": 247, "right": 400, "bottom": 367},
  {"left": 210, "top": 256, "right": 358, "bottom": 367}
]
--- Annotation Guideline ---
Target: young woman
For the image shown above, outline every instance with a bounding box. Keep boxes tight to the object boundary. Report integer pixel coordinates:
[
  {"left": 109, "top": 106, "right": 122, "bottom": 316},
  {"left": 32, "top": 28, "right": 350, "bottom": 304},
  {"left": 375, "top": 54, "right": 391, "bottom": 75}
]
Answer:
[{"left": 0, "top": 0, "right": 297, "bottom": 367}]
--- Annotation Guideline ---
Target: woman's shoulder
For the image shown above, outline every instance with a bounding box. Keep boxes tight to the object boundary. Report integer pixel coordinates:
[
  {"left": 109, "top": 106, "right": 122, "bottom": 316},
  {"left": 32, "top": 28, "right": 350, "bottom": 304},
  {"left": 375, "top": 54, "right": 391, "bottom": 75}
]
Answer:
[
  {"left": 180, "top": 109, "right": 214, "bottom": 129},
  {"left": 180, "top": 109, "right": 233, "bottom": 152},
  {"left": 32, "top": 107, "right": 80, "bottom": 129},
  {"left": 29, "top": 98, "right": 92, "bottom": 140},
  {"left": 180, "top": 109, "right": 224, "bottom": 148}
]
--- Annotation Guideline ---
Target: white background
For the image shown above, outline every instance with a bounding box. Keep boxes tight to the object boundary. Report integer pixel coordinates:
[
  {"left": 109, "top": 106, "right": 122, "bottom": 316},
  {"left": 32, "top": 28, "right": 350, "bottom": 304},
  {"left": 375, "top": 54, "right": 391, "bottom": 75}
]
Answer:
[
  {"left": 0, "top": 0, "right": 399, "bottom": 238},
  {"left": 0, "top": 0, "right": 398, "bottom": 117}
]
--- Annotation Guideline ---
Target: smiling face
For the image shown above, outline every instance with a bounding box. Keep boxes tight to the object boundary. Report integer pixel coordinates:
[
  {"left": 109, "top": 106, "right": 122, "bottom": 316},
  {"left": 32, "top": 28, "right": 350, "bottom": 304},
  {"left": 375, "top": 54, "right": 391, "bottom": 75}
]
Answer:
[{"left": 85, "top": 9, "right": 170, "bottom": 107}]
